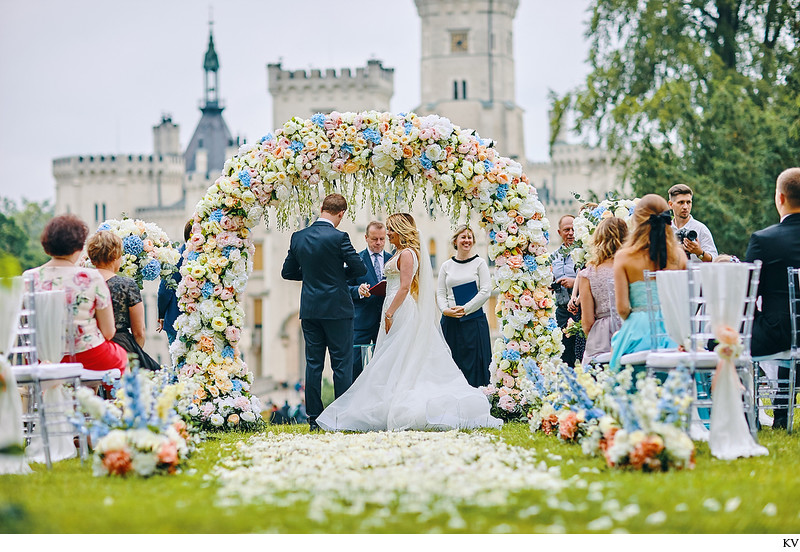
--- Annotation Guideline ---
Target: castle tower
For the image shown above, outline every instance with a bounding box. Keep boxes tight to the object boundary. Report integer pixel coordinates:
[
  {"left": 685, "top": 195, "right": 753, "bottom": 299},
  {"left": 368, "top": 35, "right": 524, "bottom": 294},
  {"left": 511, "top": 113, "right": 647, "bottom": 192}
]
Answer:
[
  {"left": 414, "top": 0, "right": 525, "bottom": 161},
  {"left": 153, "top": 114, "right": 181, "bottom": 156},
  {"left": 184, "top": 22, "right": 235, "bottom": 177},
  {"left": 267, "top": 59, "right": 394, "bottom": 131}
]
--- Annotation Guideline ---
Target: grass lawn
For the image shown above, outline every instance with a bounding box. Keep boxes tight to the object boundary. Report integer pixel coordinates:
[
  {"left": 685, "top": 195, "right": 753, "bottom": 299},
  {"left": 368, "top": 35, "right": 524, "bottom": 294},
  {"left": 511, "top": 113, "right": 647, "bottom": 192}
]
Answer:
[{"left": 1, "top": 422, "right": 798, "bottom": 534}]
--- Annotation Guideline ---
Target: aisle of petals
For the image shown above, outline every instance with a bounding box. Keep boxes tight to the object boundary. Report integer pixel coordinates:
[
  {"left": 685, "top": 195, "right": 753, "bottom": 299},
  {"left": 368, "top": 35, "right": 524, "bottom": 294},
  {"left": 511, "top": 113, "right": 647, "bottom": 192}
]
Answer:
[{"left": 213, "top": 431, "right": 589, "bottom": 526}]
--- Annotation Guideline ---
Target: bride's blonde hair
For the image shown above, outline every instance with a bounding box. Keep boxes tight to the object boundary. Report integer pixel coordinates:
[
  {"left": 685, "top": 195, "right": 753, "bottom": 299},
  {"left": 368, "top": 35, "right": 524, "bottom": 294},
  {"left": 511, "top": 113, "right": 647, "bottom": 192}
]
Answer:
[{"left": 386, "top": 213, "right": 421, "bottom": 299}]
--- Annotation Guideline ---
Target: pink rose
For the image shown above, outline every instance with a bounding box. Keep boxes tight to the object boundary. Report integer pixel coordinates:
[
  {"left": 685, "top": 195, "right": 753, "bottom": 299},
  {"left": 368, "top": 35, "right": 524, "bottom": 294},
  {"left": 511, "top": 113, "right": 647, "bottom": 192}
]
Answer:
[
  {"left": 158, "top": 441, "right": 179, "bottom": 465},
  {"left": 507, "top": 222, "right": 518, "bottom": 234},
  {"left": 495, "top": 255, "right": 507, "bottom": 267},
  {"left": 142, "top": 239, "right": 154, "bottom": 252},
  {"left": 494, "top": 231, "right": 508, "bottom": 243},
  {"left": 331, "top": 159, "right": 345, "bottom": 172},
  {"left": 498, "top": 395, "right": 516, "bottom": 412},
  {"left": 519, "top": 341, "right": 532, "bottom": 353},
  {"left": 190, "top": 233, "right": 205, "bottom": 247},
  {"left": 502, "top": 374, "right": 515, "bottom": 388},
  {"left": 183, "top": 276, "right": 199, "bottom": 289},
  {"left": 219, "top": 287, "right": 234, "bottom": 301},
  {"left": 716, "top": 325, "right": 740, "bottom": 345},
  {"left": 507, "top": 255, "right": 524, "bottom": 270},
  {"left": 519, "top": 295, "right": 535, "bottom": 308},
  {"left": 233, "top": 396, "right": 251, "bottom": 410},
  {"left": 559, "top": 411, "right": 579, "bottom": 441},
  {"left": 225, "top": 326, "right": 241, "bottom": 343}
]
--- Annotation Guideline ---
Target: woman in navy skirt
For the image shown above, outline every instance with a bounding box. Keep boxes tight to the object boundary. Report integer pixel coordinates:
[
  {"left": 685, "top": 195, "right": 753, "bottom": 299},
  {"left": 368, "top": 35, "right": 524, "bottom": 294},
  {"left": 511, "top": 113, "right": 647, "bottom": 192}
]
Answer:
[{"left": 436, "top": 225, "right": 492, "bottom": 387}]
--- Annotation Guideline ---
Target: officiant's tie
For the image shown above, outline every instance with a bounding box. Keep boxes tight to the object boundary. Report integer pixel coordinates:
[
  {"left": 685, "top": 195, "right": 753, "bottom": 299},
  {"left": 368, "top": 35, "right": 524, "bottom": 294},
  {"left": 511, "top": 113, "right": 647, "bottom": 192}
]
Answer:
[{"left": 373, "top": 253, "right": 382, "bottom": 280}]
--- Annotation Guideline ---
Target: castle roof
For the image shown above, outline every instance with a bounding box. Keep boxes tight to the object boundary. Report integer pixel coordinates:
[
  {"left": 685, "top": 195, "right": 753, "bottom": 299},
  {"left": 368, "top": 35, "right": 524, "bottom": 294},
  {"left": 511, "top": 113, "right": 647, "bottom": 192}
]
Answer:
[{"left": 184, "top": 105, "right": 234, "bottom": 175}]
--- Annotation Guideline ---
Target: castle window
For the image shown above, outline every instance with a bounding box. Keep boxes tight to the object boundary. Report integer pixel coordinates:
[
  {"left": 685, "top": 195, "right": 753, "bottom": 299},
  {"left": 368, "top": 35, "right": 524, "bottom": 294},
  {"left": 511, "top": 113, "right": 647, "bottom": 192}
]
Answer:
[
  {"left": 450, "top": 31, "right": 468, "bottom": 53},
  {"left": 102, "top": 203, "right": 106, "bottom": 221},
  {"left": 253, "top": 242, "right": 264, "bottom": 272},
  {"left": 462, "top": 80, "right": 467, "bottom": 99},
  {"left": 428, "top": 238, "right": 437, "bottom": 269},
  {"left": 453, "top": 81, "right": 459, "bottom": 100},
  {"left": 454, "top": 80, "right": 468, "bottom": 100},
  {"left": 94, "top": 204, "right": 98, "bottom": 223}
]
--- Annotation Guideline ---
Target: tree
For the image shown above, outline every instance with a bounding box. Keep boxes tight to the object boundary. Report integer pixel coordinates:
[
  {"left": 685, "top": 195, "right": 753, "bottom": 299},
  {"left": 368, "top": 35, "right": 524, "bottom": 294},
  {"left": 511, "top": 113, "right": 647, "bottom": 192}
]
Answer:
[
  {"left": 559, "top": 0, "right": 800, "bottom": 256},
  {"left": 0, "top": 198, "right": 53, "bottom": 270}
]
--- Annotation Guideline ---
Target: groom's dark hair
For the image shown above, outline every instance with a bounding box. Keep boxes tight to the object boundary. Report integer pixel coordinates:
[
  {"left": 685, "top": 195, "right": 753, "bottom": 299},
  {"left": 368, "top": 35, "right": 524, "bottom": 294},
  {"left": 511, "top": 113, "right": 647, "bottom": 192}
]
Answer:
[{"left": 321, "top": 193, "right": 347, "bottom": 214}]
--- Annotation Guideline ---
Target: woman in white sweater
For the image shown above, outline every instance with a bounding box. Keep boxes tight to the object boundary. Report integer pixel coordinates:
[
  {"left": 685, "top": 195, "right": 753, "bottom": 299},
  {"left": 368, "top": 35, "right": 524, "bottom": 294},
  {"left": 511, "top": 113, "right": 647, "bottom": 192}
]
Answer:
[{"left": 436, "top": 225, "right": 492, "bottom": 387}]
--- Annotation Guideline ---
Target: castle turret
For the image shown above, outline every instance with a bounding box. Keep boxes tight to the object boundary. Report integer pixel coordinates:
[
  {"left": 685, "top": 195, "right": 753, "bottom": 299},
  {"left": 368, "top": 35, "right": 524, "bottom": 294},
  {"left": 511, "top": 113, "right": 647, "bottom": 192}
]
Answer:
[
  {"left": 153, "top": 114, "right": 181, "bottom": 156},
  {"left": 184, "top": 21, "right": 235, "bottom": 177}
]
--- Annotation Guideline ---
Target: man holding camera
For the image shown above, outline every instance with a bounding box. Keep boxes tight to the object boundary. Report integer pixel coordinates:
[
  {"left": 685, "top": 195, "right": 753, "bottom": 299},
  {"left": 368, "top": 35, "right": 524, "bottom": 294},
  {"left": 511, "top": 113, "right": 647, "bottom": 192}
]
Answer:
[
  {"left": 668, "top": 184, "right": 717, "bottom": 262},
  {"left": 550, "top": 214, "right": 578, "bottom": 366}
]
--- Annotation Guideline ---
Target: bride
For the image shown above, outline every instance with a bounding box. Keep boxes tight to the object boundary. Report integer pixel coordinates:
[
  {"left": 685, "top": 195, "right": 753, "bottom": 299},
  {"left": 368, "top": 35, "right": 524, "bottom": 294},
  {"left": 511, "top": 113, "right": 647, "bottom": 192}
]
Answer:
[{"left": 317, "top": 213, "right": 503, "bottom": 432}]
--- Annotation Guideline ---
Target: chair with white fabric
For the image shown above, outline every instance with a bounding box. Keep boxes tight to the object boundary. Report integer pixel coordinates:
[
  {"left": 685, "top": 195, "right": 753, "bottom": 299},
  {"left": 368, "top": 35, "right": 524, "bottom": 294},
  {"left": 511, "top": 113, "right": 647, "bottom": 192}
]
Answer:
[
  {"left": 697, "top": 261, "right": 767, "bottom": 459},
  {"left": 9, "top": 277, "right": 88, "bottom": 469},
  {"left": 752, "top": 267, "right": 799, "bottom": 433}
]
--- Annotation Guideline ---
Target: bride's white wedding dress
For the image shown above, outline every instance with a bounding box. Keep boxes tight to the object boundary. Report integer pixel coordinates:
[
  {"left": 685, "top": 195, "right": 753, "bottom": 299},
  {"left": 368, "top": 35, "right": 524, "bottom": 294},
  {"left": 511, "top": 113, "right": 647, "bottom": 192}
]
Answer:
[{"left": 317, "top": 247, "right": 503, "bottom": 432}]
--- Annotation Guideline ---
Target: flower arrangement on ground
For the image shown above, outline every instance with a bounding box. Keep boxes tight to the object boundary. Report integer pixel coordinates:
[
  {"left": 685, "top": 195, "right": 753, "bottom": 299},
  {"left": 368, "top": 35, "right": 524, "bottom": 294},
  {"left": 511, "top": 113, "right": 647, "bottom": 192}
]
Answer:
[
  {"left": 175, "top": 110, "right": 560, "bottom": 428},
  {"left": 570, "top": 196, "right": 638, "bottom": 269},
  {"left": 75, "top": 364, "right": 197, "bottom": 477},
  {"left": 96, "top": 217, "right": 180, "bottom": 289}
]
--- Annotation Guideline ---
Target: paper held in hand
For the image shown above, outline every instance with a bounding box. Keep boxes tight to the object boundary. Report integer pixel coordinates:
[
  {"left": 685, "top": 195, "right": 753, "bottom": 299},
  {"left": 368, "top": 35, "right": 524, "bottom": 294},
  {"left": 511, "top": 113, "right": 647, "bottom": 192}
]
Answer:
[{"left": 369, "top": 280, "right": 387, "bottom": 297}]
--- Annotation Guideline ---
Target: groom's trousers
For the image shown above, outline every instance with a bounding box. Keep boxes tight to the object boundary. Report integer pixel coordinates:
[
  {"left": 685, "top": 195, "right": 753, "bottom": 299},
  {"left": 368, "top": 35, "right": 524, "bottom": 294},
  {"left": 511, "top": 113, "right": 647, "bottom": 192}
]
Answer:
[{"left": 302, "top": 318, "right": 354, "bottom": 424}]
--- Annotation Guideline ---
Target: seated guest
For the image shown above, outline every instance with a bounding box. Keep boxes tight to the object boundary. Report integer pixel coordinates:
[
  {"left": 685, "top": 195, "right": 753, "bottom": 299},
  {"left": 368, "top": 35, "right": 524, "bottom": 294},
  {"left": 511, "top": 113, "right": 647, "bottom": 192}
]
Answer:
[
  {"left": 436, "top": 225, "right": 492, "bottom": 387},
  {"left": 578, "top": 217, "right": 628, "bottom": 365},
  {"left": 609, "top": 195, "right": 686, "bottom": 370},
  {"left": 23, "top": 214, "right": 127, "bottom": 372},
  {"left": 87, "top": 231, "right": 160, "bottom": 371},
  {"left": 157, "top": 220, "right": 193, "bottom": 345},
  {"left": 745, "top": 167, "right": 800, "bottom": 429}
]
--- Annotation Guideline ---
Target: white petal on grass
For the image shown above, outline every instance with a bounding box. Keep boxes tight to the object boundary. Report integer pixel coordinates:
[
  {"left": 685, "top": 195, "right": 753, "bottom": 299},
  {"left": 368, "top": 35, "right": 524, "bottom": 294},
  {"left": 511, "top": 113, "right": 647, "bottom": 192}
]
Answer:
[
  {"left": 645, "top": 511, "right": 667, "bottom": 525},
  {"left": 703, "top": 498, "right": 721, "bottom": 512},
  {"left": 587, "top": 516, "right": 614, "bottom": 531},
  {"left": 675, "top": 503, "right": 689, "bottom": 512},
  {"left": 517, "top": 505, "right": 540, "bottom": 518},
  {"left": 724, "top": 497, "right": 741, "bottom": 512},
  {"left": 762, "top": 503, "right": 777, "bottom": 516},
  {"left": 103, "top": 497, "right": 114, "bottom": 507}
]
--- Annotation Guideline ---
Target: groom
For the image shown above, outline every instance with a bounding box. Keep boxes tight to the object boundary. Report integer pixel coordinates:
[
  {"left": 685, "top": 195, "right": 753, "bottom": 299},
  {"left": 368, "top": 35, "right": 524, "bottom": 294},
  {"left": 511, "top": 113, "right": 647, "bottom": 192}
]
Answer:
[{"left": 281, "top": 193, "right": 367, "bottom": 431}]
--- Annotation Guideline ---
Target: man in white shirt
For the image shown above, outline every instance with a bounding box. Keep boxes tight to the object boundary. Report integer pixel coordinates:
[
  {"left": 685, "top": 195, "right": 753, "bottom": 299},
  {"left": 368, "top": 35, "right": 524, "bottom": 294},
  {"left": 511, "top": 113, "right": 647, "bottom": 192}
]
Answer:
[{"left": 668, "top": 183, "right": 718, "bottom": 262}]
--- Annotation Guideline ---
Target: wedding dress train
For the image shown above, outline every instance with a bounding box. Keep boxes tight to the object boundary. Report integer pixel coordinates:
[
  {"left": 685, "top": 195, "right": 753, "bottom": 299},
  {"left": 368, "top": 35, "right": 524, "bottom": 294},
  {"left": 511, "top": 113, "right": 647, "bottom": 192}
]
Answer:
[{"left": 317, "top": 247, "right": 502, "bottom": 432}]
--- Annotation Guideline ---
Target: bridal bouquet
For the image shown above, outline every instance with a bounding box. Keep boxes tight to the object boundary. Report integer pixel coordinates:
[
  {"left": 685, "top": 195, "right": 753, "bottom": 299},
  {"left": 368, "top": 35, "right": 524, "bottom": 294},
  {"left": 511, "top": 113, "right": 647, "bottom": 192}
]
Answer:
[
  {"left": 96, "top": 217, "right": 180, "bottom": 290},
  {"left": 75, "top": 365, "right": 197, "bottom": 477},
  {"left": 569, "top": 196, "right": 638, "bottom": 269}
]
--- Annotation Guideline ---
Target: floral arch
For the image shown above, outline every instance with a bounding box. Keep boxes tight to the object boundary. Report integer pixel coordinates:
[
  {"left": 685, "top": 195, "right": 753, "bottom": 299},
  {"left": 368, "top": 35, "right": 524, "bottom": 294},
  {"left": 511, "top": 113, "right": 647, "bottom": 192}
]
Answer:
[{"left": 172, "top": 111, "right": 564, "bottom": 431}]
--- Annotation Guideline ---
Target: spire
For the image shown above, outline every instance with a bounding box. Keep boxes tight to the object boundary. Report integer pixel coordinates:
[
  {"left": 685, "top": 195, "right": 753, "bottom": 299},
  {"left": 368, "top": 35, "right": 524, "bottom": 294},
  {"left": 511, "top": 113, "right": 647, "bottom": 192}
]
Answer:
[
  {"left": 203, "top": 25, "right": 219, "bottom": 72},
  {"left": 202, "top": 16, "right": 219, "bottom": 107}
]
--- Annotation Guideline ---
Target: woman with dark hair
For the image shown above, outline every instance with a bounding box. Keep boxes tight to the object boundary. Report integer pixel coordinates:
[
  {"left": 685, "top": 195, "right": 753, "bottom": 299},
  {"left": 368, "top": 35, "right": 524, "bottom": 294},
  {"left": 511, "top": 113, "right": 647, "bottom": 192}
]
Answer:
[
  {"left": 436, "top": 225, "right": 492, "bottom": 387},
  {"left": 87, "top": 230, "right": 159, "bottom": 371},
  {"left": 23, "top": 214, "right": 127, "bottom": 372},
  {"left": 609, "top": 195, "right": 687, "bottom": 370},
  {"left": 579, "top": 216, "right": 628, "bottom": 364}
]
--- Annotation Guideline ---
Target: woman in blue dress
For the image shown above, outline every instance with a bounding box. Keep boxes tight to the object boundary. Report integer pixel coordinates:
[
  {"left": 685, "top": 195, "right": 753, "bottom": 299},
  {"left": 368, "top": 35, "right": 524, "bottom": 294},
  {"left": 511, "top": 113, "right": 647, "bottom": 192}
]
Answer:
[{"left": 609, "top": 194, "right": 687, "bottom": 370}]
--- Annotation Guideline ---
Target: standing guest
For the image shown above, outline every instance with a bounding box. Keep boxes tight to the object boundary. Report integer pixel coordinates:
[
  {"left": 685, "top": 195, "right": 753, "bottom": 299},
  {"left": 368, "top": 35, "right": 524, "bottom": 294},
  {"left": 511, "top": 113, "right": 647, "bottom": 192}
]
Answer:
[
  {"left": 436, "top": 225, "right": 492, "bottom": 387},
  {"left": 157, "top": 220, "right": 193, "bottom": 345},
  {"left": 550, "top": 215, "right": 578, "bottom": 366},
  {"left": 745, "top": 167, "right": 800, "bottom": 429},
  {"left": 610, "top": 195, "right": 687, "bottom": 371},
  {"left": 23, "top": 214, "right": 127, "bottom": 373},
  {"left": 87, "top": 231, "right": 160, "bottom": 371},
  {"left": 668, "top": 184, "right": 718, "bottom": 262},
  {"left": 281, "top": 194, "right": 367, "bottom": 432},
  {"left": 578, "top": 217, "right": 628, "bottom": 365},
  {"left": 348, "top": 221, "right": 392, "bottom": 381}
]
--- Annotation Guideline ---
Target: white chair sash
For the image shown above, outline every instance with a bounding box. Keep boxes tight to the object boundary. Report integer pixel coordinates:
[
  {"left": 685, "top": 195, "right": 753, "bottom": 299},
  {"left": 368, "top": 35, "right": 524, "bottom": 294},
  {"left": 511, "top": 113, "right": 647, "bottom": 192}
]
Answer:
[{"left": 656, "top": 270, "right": 690, "bottom": 349}]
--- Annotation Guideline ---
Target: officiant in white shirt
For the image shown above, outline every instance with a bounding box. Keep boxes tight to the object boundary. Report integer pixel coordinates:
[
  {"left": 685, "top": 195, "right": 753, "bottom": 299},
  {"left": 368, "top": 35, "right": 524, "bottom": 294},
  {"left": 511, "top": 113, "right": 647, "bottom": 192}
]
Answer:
[
  {"left": 668, "top": 183, "right": 718, "bottom": 262},
  {"left": 348, "top": 221, "right": 392, "bottom": 381},
  {"left": 436, "top": 225, "right": 492, "bottom": 387}
]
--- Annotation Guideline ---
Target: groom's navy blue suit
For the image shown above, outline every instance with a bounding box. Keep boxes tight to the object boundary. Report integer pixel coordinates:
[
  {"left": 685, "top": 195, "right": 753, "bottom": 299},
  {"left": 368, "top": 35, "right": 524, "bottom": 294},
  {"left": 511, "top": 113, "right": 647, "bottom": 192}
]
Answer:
[
  {"left": 281, "top": 219, "right": 367, "bottom": 429},
  {"left": 348, "top": 248, "right": 393, "bottom": 380}
]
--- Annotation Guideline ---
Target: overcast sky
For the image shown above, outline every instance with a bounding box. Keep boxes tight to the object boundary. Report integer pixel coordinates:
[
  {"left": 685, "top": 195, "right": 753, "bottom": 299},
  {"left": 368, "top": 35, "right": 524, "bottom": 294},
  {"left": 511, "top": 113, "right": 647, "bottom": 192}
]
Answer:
[{"left": 0, "top": 0, "right": 592, "bottom": 205}]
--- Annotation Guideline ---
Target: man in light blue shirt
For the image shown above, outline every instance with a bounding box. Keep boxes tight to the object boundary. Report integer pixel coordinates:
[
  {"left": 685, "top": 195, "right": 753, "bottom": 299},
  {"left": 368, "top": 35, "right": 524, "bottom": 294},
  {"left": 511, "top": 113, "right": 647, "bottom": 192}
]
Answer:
[{"left": 550, "top": 214, "right": 578, "bottom": 366}]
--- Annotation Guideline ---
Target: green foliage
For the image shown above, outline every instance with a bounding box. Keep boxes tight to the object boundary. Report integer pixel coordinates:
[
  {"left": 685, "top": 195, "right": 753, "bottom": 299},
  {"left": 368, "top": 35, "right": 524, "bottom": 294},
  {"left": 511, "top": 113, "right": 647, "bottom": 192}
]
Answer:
[
  {"left": 563, "top": 0, "right": 800, "bottom": 257},
  {"left": 0, "top": 198, "right": 53, "bottom": 270}
]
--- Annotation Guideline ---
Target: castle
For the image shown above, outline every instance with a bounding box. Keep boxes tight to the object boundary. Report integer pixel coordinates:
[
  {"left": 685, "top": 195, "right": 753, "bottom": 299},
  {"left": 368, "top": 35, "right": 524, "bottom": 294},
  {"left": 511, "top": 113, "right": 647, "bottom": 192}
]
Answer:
[{"left": 53, "top": 0, "right": 623, "bottom": 388}]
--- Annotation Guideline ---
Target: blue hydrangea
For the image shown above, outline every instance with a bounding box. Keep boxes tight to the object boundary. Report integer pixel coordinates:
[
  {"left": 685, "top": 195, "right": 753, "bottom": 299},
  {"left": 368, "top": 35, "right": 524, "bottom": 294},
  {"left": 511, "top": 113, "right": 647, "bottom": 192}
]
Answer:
[
  {"left": 97, "top": 222, "right": 111, "bottom": 231},
  {"left": 122, "top": 235, "right": 144, "bottom": 256},
  {"left": 404, "top": 122, "right": 413, "bottom": 134},
  {"left": 201, "top": 281, "right": 214, "bottom": 299},
  {"left": 310, "top": 113, "right": 326, "bottom": 128},
  {"left": 238, "top": 170, "right": 251, "bottom": 187},
  {"left": 544, "top": 230, "right": 550, "bottom": 243},
  {"left": 260, "top": 133, "right": 273, "bottom": 142},
  {"left": 142, "top": 259, "right": 161, "bottom": 281},
  {"left": 484, "top": 159, "right": 494, "bottom": 171},
  {"left": 591, "top": 206, "right": 606, "bottom": 218},
  {"left": 489, "top": 230, "right": 497, "bottom": 241},
  {"left": 629, "top": 206, "right": 635, "bottom": 216},
  {"left": 419, "top": 152, "right": 433, "bottom": 170},
  {"left": 210, "top": 209, "right": 224, "bottom": 223},
  {"left": 495, "top": 184, "right": 508, "bottom": 200},
  {"left": 398, "top": 112, "right": 407, "bottom": 117},
  {"left": 523, "top": 255, "right": 537, "bottom": 271},
  {"left": 222, "top": 346, "right": 235, "bottom": 359},
  {"left": 547, "top": 318, "right": 558, "bottom": 331},
  {"left": 290, "top": 140, "right": 304, "bottom": 153},
  {"left": 341, "top": 143, "right": 354, "bottom": 155},
  {"left": 232, "top": 379, "right": 243, "bottom": 393},
  {"left": 502, "top": 349, "right": 521, "bottom": 361},
  {"left": 187, "top": 251, "right": 199, "bottom": 261},
  {"left": 362, "top": 128, "right": 381, "bottom": 144},
  {"left": 222, "top": 246, "right": 235, "bottom": 258}
]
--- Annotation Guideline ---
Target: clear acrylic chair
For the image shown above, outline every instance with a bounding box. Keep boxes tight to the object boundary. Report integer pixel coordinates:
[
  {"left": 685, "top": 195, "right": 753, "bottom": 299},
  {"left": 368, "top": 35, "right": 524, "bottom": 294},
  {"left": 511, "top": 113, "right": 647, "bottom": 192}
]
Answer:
[
  {"left": 9, "top": 276, "right": 87, "bottom": 469},
  {"left": 752, "top": 267, "right": 799, "bottom": 433}
]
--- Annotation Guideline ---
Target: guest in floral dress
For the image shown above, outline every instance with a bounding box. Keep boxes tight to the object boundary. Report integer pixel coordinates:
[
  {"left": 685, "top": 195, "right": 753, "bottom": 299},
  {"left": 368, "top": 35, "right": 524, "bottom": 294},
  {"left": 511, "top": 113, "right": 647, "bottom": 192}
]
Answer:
[
  {"left": 578, "top": 217, "right": 628, "bottom": 364},
  {"left": 87, "top": 231, "right": 159, "bottom": 371},
  {"left": 23, "top": 215, "right": 127, "bottom": 372}
]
